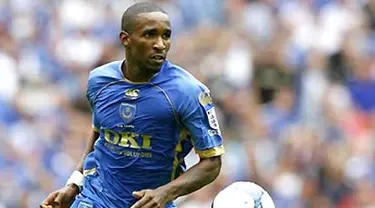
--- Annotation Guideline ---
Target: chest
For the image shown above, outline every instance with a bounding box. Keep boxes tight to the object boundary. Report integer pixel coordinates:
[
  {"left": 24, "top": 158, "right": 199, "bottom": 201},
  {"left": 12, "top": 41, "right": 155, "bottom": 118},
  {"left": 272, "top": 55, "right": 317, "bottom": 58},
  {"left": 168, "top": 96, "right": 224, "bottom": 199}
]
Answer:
[{"left": 93, "top": 83, "right": 176, "bottom": 132}]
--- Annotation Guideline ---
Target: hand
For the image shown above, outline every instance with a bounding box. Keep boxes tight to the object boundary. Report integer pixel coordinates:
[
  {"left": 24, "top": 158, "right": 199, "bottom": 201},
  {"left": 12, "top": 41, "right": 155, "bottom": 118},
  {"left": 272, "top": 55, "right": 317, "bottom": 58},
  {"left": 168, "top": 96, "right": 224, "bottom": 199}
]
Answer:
[
  {"left": 40, "top": 184, "right": 79, "bottom": 208},
  {"left": 130, "top": 188, "right": 172, "bottom": 208}
]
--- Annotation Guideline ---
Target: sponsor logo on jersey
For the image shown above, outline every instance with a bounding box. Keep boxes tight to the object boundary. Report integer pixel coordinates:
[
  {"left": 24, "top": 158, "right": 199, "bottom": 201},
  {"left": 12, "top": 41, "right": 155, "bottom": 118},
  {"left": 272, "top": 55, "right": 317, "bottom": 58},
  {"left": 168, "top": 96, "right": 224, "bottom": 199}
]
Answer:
[
  {"left": 124, "top": 89, "right": 139, "bottom": 99},
  {"left": 199, "top": 91, "right": 220, "bottom": 131},
  {"left": 207, "top": 108, "right": 220, "bottom": 130},
  {"left": 199, "top": 91, "right": 213, "bottom": 106},
  {"left": 208, "top": 129, "right": 220, "bottom": 136}
]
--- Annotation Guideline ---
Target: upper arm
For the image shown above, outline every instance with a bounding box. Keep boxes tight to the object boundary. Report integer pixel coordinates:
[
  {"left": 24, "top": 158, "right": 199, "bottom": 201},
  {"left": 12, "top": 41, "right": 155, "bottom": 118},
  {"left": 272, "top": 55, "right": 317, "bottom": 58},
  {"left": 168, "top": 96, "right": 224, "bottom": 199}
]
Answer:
[
  {"left": 177, "top": 85, "right": 225, "bottom": 159},
  {"left": 92, "top": 130, "right": 100, "bottom": 141},
  {"left": 199, "top": 155, "right": 222, "bottom": 168},
  {"left": 196, "top": 156, "right": 222, "bottom": 180}
]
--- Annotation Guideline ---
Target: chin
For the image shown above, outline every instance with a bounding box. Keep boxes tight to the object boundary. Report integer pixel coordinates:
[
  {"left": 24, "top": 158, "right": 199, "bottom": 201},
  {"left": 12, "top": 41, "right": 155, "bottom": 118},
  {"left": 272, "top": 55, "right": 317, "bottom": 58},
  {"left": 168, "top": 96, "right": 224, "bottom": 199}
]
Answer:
[
  {"left": 147, "top": 62, "right": 164, "bottom": 72},
  {"left": 145, "top": 66, "right": 160, "bottom": 74}
]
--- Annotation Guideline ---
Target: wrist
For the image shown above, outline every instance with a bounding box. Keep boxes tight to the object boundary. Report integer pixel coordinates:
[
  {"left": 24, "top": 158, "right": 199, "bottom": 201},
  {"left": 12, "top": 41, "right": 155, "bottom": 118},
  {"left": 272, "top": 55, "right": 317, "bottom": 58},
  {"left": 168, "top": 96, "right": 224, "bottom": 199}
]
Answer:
[
  {"left": 158, "top": 185, "right": 178, "bottom": 202},
  {"left": 66, "top": 170, "right": 84, "bottom": 193},
  {"left": 67, "top": 183, "right": 80, "bottom": 195}
]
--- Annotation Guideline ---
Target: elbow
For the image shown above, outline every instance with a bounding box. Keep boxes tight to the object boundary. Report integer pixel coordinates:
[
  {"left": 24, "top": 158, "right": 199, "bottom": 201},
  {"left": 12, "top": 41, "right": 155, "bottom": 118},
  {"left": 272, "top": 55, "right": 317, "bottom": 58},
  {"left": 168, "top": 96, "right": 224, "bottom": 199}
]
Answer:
[
  {"left": 212, "top": 156, "right": 222, "bottom": 179},
  {"left": 204, "top": 156, "right": 222, "bottom": 182}
]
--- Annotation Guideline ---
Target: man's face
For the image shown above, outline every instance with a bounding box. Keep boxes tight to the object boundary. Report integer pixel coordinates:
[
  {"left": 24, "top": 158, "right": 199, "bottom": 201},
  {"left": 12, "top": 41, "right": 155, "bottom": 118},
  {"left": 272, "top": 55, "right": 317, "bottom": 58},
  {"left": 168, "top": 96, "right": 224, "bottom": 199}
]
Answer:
[{"left": 122, "top": 12, "right": 171, "bottom": 72}]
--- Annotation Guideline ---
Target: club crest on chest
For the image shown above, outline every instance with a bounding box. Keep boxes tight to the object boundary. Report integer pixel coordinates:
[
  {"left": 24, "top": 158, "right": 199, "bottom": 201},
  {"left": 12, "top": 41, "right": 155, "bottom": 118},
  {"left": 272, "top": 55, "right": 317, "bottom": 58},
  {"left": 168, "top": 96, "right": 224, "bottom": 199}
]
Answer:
[{"left": 119, "top": 103, "right": 136, "bottom": 124}]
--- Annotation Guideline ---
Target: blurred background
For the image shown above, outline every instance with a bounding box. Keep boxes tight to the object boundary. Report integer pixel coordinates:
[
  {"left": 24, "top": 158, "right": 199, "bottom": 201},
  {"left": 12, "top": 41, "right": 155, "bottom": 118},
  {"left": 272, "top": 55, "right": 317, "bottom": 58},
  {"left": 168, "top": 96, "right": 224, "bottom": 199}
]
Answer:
[{"left": 0, "top": 0, "right": 374, "bottom": 207}]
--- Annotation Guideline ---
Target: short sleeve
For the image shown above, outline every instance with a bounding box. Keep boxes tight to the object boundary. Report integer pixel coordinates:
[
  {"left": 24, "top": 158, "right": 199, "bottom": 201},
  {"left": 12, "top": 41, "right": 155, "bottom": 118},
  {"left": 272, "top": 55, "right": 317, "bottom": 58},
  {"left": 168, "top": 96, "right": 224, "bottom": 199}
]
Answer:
[
  {"left": 86, "top": 70, "right": 102, "bottom": 132},
  {"left": 86, "top": 72, "right": 98, "bottom": 109},
  {"left": 178, "top": 86, "right": 224, "bottom": 158}
]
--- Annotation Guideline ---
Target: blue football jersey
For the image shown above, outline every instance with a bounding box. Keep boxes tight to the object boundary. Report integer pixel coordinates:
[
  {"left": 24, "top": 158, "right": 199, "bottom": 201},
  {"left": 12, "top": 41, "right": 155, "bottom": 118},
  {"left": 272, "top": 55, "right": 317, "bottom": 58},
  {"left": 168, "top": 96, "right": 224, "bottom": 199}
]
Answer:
[{"left": 78, "top": 60, "right": 224, "bottom": 208}]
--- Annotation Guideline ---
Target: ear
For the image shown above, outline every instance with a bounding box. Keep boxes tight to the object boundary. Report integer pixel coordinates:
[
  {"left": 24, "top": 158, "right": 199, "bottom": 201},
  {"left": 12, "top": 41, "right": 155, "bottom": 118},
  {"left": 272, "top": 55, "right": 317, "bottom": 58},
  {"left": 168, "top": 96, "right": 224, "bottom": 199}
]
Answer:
[{"left": 119, "top": 30, "right": 130, "bottom": 48}]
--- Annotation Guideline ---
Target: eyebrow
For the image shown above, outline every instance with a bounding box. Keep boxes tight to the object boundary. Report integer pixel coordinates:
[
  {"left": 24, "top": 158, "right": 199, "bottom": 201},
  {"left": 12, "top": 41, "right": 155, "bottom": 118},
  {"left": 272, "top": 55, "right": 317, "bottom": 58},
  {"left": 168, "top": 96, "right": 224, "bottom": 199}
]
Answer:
[
  {"left": 142, "top": 25, "right": 171, "bottom": 30},
  {"left": 141, "top": 27, "right": 171, "bottom": 34}
]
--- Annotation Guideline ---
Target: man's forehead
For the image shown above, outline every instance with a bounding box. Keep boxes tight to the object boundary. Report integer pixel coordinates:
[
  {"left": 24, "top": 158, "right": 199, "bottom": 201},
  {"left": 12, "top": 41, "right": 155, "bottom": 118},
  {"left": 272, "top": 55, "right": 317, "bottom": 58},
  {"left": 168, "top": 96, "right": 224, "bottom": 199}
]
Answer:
[{"left": 133, "top": 12, "right": 170, "bottom": 28}]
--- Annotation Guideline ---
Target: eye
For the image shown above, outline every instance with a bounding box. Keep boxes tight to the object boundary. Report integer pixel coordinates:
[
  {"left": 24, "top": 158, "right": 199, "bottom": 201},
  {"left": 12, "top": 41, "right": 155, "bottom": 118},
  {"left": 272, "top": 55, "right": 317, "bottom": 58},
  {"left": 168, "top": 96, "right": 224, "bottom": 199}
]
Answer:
[
  {"left": 143, "top": 30, "right": 157, "bottom": 38},
  {"left": 162, "top": 32, "right": 171, "bottom": 40}
]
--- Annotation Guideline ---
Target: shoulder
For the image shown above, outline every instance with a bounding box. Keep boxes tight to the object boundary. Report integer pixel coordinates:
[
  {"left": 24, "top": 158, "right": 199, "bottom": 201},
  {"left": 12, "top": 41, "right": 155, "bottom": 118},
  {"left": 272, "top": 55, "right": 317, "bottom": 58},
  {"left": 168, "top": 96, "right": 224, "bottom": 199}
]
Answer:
[
  {"left": 163, "top": 60, "right": 209, "bottom": 96},
  {"left": 86, "top": 60, "right": 123, "bottom": 101},
  {"left": 88, "top": 60, "right": 123, "bottom": 83}
]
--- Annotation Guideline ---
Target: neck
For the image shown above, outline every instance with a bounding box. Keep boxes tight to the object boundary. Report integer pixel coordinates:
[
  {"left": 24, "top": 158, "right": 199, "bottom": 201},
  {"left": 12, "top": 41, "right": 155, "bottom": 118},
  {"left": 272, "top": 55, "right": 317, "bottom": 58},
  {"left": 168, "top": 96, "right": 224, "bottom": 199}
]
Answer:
[{"left": 122, "top": 60, "right": 157, "bottom": 83}]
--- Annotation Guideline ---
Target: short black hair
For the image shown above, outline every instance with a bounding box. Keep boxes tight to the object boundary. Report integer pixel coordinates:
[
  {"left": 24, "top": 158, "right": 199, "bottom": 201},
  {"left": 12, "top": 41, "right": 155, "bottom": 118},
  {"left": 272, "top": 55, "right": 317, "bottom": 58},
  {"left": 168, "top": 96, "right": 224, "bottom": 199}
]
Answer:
[{"left": 121, "top": 2, "right": 166, "bottom": 33}]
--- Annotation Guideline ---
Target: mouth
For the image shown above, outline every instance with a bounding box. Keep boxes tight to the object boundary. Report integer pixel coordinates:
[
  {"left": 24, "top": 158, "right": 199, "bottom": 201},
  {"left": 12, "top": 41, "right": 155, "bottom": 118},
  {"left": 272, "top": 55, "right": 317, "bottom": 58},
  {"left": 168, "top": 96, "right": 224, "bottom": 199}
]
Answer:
[{"left": 150, "top": 54, "right": 165, "bottom": 63}]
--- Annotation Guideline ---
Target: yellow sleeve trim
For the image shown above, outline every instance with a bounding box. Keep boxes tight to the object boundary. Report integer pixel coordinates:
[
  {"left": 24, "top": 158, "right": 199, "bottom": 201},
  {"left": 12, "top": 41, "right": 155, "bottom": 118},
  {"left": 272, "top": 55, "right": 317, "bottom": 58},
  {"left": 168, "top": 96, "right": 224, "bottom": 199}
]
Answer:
[
  {"left": 83, "top": 167, "right": 96, "bottom": 176},
  {"left": 195, "top": 145, "right": 225, "bottom": 158},
  {"left": 92, "top": 125, "right": 100, "bottom": 133}
]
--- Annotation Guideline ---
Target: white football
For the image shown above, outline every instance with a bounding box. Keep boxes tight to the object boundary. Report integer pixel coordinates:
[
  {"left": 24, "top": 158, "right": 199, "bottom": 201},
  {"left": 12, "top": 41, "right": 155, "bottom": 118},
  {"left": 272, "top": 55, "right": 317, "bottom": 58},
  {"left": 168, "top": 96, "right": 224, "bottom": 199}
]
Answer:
[{"left": 212, "top": 181, "right": 275, "bottom": 208}]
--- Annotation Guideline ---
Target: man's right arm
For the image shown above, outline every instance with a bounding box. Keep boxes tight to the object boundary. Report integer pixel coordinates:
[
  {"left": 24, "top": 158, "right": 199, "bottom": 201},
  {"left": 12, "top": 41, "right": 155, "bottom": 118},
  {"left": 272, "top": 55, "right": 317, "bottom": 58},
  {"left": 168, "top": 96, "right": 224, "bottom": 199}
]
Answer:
[
  {"left": 76, "top": 130, "right": 100, "bottom": 173},
  {"left": 41, "top": 69, "right": 102, "bottom": 208},
  {"left": 68, "top": 129, "right": 99, "bottom": 193},
  {"left": 69, "top": 69, "right": 102, "bottom": 191},
  {"left": 40, "top": 129, "right": 100, "bottom": 208}
]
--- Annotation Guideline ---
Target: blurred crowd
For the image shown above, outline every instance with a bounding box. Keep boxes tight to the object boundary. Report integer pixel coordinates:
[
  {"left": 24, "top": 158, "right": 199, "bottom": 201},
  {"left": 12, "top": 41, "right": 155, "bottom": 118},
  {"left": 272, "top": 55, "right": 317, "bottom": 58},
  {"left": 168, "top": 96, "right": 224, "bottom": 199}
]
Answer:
[{"left": 0, "top": 0, "right": 375, "bottom": 207}]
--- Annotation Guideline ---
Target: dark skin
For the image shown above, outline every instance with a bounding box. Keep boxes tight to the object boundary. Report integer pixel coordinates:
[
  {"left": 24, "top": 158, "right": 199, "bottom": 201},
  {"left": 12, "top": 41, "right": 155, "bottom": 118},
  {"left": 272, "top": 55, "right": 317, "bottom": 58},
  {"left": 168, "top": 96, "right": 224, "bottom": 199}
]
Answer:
[
  {"left": 120, "top": 12, "right": 172, "bottom": 82},
  {"left": 40, "top": 11, "right": 222, "bottom": 208}
]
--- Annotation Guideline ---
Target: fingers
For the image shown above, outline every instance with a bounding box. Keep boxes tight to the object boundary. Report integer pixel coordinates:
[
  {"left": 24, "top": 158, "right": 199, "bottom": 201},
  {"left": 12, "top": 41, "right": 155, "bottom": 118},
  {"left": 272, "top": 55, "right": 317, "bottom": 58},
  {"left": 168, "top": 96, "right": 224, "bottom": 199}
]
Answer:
[
  {"left": 40, "top": 192, "right": 59, "bottom": 208},
  {"left": 40, "top": 191, "right": 66, "bottom": 208},
  {"left": 41, "top": 192, "right": 58, "bottom": 205},
  {"left": 130, "top": 196, "right": 151, "bottom": 208},
  {"left": 130, "top": 190, "right": 152, "bottom": 208},
  {"left": 132, "top": 190, "right": 145, "bottom": 199},
  {"left": 132, "top": 197, "right": 163, "bottom": 208},
  {"left": 54, "top": 192, "right": 64, "bottom": 205},
  {"left": 141, "top": 200, "right": 163, "bottom": 208},
  {"left": 131, "top": 190, "right": 164, "bottom": 208},
  {"left": 40, "top": 203, "right": 60, "bottom": 208}
]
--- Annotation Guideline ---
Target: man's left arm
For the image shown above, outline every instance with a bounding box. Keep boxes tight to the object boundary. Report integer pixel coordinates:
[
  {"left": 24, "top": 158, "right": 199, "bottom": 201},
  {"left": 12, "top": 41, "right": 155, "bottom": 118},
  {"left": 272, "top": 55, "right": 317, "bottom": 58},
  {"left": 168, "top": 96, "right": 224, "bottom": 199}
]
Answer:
[
  {"left": 159, "top": 155, "right": 222, "bottom": 199},
  {"left": 131, "top": 87, "right": 224, "bottom": 208},
  {"left": 131, "top": 156, "right": 221, "bottom": 208},
  {"left": 163, "top": 87, "right": 224, "bottom": 199}
]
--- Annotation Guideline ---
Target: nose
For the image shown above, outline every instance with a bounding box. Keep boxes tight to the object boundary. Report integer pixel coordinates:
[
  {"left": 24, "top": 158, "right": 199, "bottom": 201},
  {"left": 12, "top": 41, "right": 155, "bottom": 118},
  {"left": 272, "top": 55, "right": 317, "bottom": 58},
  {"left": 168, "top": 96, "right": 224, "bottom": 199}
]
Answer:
[{"left": 153, "top": 37, "right": 166, "bottom": 51}]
